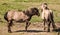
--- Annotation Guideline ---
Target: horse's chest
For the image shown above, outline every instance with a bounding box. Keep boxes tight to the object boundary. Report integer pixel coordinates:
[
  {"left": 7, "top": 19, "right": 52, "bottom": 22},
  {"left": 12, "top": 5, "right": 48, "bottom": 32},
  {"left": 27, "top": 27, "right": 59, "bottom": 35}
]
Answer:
[{"left": 41, "top": 10, "right": 50, "bottom": 19}]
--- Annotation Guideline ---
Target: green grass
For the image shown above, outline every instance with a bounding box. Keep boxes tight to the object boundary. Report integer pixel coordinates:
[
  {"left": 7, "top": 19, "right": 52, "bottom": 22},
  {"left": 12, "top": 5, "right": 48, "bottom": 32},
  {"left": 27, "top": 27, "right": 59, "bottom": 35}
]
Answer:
[{"left": 0, "top": 0, "right": 60, "bottom": 23}]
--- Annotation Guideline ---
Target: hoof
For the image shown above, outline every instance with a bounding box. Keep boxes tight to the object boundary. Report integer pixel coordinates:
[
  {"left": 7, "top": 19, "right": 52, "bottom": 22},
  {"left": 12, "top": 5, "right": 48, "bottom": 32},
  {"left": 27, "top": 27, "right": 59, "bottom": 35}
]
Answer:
[
  {"left": 47, "top": 30, "right": 50, "bottom": 32},
  {"left": 25, "top": 29, "right": 28, "bottom": 32},
  {"left": 44, "top": 28, "right": 46, "bottom": 30},
  {"left": 8, "top": 30, "right": 12, "bottom": 33},
  {"left": 44, "top": 27, "right": 46, "bottom": 30},
  {"left": 26, "top": 29, "right": 27, "bottom": 31}
]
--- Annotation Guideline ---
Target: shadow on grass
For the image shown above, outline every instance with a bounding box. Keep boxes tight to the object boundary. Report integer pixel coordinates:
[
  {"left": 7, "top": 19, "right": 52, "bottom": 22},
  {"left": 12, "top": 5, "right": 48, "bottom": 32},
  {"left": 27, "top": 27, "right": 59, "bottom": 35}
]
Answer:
[
  {"left": 52, "top": 28, "right": 60, "bottom": 35},
  {"left": 52, "top": 27, "right": 60, "bottom": 32},
  {"left": 13, "top": 28, "right": 60, "bottom": 33},
  {"left": 14, "top": 30, "right": 46, "bottom": 33},
  {"left": 53, "top": 28, "right": 60, "bottom": 35}
]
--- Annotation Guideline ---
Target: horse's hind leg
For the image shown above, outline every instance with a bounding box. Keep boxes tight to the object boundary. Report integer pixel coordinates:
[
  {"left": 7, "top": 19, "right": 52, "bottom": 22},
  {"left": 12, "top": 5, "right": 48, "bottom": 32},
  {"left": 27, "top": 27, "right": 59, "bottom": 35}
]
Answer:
[
  {"left": 8, "top": 20, "right": 13, "bottom": 33},
  {"left": 48, "top": 21, "right": 51, "bottom": 32},
  {"left": 51, "top": 20, "right": 56, "bottom": 30}
]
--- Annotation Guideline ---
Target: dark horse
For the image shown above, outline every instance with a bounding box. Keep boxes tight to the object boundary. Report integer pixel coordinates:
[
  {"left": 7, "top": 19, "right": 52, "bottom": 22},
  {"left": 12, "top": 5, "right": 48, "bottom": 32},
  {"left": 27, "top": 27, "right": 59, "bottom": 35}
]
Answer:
[{"left": 4, "top": 7, "right": 40, "bottom": 33}]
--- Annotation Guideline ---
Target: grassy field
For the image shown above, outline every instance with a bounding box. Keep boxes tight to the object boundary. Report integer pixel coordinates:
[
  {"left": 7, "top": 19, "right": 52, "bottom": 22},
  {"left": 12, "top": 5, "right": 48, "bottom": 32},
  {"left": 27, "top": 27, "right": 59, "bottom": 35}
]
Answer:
[
  {"left": 0, "top": 0, "right": 60, "bottom": 35},
  {"left": 0, "top": 0, "right": 60, "bottom": 23}
]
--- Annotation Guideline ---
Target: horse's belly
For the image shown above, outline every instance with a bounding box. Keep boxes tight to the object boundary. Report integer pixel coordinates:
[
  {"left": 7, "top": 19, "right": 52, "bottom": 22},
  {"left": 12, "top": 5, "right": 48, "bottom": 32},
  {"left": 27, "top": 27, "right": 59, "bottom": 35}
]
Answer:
[{"left": 13, "top": 16, "right": 29, "bottom": 22}]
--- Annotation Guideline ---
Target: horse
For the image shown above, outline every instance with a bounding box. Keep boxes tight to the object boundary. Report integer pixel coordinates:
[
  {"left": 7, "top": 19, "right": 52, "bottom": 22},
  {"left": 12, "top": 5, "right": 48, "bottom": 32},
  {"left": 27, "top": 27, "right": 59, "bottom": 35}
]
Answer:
[
  {"left": 4, "top": 7, "right": 40, "bottom": 33},
  {"left": 41, "top": 3, "right": 56, "bottom": 32}
]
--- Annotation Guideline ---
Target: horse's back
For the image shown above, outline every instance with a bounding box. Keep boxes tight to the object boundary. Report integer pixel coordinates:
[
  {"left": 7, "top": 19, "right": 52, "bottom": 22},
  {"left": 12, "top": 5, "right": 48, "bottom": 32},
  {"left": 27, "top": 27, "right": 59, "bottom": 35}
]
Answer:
[{"left": 12, "top": 12, "right": 29, "bottom": 21}]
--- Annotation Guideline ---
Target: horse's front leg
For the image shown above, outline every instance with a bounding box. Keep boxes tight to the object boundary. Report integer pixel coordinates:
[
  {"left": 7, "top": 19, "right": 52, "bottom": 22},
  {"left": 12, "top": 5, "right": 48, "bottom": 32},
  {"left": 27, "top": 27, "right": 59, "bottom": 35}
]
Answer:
[
  {"left": 25, "top": 21, "right": 31, "bottom": 31},
  {"left": 8, "top": 20, "right": 13, "bottom": 33},
  {"left": 28, "top": 22, "right": 31, "bottom": 27},
  {"left": 43, "top": 19, "right": 46, "bottom": 30},
  {"left": 25, "top": 22, "right": 28, "bottom": 31}
]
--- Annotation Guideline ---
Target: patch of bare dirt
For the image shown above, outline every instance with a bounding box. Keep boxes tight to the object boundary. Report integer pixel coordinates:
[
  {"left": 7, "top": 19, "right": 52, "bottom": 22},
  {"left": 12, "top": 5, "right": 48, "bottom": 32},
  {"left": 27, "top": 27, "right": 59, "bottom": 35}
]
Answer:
[{"left": 0, "top": 22, "right": 60, "bottom": 35}]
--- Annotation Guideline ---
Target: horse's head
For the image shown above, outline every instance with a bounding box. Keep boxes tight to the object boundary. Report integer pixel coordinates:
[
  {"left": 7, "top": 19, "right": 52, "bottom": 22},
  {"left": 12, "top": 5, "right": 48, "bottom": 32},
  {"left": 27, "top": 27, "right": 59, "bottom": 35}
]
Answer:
[
  {"left": 41, "top": 2, "right": 48, "bottom": 9},
  {"left": 30, "top": 7, "right": 40, "bottom": 16}
]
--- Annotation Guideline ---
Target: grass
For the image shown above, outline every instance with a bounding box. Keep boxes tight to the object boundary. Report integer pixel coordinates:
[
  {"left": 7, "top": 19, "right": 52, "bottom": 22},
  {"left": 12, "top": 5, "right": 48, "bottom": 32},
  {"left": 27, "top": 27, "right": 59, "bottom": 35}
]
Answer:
[{"left": 0, "top": 0, "right": 60, "bottom": 23}]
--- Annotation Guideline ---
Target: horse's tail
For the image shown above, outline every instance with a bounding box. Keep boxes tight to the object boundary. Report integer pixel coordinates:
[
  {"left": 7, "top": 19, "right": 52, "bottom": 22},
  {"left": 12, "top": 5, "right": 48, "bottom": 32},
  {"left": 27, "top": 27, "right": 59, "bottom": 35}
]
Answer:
[{"left": 4, "top": 12, "right": 8, "bottom": 22}]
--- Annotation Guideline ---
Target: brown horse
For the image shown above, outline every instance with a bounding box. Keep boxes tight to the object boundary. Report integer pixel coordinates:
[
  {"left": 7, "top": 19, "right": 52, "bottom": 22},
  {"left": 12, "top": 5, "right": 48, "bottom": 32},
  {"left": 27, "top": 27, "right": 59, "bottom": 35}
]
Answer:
[
  {"left": 41, "top": 3, "right": 56, "bottom": 32},
  {"left": 4, "top": 7, "right": 40, "bottom": 33}
]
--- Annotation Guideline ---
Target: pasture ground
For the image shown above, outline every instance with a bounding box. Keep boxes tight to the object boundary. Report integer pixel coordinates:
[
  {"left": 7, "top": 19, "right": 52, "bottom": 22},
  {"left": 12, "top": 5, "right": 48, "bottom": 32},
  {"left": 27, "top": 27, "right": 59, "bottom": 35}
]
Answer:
[{"left": 0, "top": 22, "right": 60, "bottom": 35}]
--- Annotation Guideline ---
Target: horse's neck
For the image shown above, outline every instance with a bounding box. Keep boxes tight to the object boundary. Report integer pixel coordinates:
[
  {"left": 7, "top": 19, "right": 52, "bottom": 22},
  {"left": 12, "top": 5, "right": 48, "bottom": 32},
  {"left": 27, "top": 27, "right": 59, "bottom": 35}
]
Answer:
[
  {"left": 23, "top": 10, "right": 33, "bottom": 17},
  {"left": 23, "top": 11, "right": 33, "bottom": 20},
  {"left": 42, "top": 7, "right": 49, "bottom": 10},
  {"left": 42, "top": 8, "right": 49, "bottom": 12},
  {"left": 27, "top": 14, "right": 32, "bottom": 19}
]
